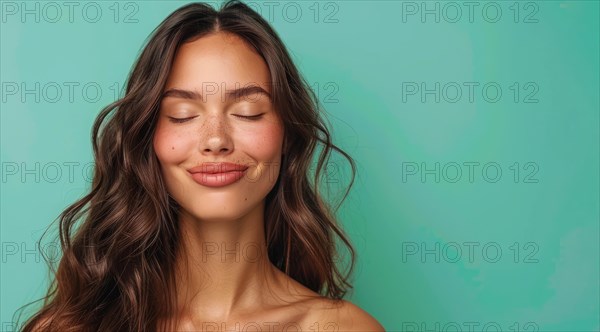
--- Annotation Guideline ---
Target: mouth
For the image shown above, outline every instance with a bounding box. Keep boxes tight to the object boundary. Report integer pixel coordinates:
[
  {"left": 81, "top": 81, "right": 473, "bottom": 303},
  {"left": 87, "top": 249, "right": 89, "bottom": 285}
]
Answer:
[
  {"left": 187, "top": 162, "right": 249, "bottom": 174},
  {"left": 187, "top": 162, "right": 249, "bottom": 187}
]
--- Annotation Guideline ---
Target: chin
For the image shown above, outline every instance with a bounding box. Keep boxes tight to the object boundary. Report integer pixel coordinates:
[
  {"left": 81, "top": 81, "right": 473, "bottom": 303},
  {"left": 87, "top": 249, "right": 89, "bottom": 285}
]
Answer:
[{"left": 181, "top": 203, "right": 253, "bottom": 222}]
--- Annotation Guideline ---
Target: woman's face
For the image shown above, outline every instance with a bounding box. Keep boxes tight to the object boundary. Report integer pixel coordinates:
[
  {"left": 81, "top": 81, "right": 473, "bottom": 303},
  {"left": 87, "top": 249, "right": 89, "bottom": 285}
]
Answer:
[{"left": 153, "top": 32, "right": 284, "bottom": 222}]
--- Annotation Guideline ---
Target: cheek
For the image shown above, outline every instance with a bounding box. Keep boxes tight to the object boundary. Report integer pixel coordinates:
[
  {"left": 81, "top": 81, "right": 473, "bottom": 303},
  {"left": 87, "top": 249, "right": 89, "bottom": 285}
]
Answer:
[
  {"left": 242, "top": 121, "right": 284, "bottom": 162},
  {"left": 153, "top": 122, "right": 192, "bottom": 165},
  {"left": 243, "top": 122, "right": 284, "bottom": 188}
]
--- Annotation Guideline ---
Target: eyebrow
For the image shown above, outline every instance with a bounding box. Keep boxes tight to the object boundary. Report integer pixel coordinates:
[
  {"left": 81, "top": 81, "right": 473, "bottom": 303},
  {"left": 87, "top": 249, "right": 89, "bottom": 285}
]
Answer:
[{"left": 161, "top": 85, "right": 272, "bottom": 103}]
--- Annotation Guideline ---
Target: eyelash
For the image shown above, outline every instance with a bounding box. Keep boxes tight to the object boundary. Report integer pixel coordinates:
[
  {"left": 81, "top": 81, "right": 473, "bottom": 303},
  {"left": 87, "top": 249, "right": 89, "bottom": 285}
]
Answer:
[
  {"left": 168, "top": 117, "right": 194, "bottom": 123},
  {"left": 168, "top": 114, "right": 265, "bottom": 123},
  {"left": 235, "top": 114, "right": 265, "bottom": 121}
]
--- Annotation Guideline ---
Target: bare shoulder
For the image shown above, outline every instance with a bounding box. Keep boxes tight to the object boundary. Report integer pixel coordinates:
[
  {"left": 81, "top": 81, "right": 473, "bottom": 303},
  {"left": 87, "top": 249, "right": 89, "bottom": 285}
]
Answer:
[
  {"left": 300, "top": 298, "right": 385, "bottom": 332},
  {"left": 270, "top": 269, "right": 385, "bottom": 331}
]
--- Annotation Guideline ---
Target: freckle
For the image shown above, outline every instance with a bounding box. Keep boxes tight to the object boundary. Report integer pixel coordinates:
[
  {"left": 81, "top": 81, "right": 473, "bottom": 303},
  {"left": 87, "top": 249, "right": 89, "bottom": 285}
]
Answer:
[
  {"left": 244, "top": 197, "right": 247, "bottom": 201},
  {"left": 171, "top": 146, "right": 175, "bottom": 150}
]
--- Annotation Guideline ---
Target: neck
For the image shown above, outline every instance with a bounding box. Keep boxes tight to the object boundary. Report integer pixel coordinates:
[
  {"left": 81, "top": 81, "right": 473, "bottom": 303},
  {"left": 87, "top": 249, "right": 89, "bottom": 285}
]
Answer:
[{"left": 173, "top": 200, "right": 278, "bottom": 322}]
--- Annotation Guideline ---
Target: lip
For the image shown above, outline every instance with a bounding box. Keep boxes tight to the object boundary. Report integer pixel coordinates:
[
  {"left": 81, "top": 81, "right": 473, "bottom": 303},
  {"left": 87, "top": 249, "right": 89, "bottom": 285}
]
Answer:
[{"left": 187, "top": 162, "right": 249, "bottom": 188}]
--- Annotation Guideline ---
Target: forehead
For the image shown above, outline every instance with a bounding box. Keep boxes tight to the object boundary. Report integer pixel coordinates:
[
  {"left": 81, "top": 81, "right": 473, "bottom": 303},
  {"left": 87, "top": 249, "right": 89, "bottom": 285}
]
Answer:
[{"left": 165, "top": 32, "right": 271, "bottom": 95}]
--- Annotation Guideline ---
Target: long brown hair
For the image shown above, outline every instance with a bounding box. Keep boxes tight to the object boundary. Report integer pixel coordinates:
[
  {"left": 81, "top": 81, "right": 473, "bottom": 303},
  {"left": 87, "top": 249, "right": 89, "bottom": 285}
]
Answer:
[{"left": 16, "top": 1, "right": 357, "bottom": 330}]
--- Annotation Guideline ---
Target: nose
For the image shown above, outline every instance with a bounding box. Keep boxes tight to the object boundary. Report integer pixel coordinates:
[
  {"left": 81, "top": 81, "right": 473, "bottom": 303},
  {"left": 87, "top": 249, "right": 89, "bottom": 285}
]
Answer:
[{"left": 199, "top": 113, "right": 233, "bottom": 156}]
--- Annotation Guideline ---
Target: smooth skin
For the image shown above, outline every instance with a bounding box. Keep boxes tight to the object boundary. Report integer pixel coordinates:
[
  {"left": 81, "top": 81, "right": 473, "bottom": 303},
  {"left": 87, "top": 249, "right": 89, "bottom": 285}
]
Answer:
[{"left": 152, "top": 31, "right": 385, "bottom": 331}]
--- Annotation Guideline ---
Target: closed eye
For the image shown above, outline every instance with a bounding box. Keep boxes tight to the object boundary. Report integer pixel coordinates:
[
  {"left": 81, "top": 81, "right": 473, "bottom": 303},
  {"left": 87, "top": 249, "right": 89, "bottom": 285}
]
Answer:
[
  {"left": 167, "top": 116, "right": 197, "bottom": 124},
  {"left": 234, "top": 113, "right": 265, "bottom": 121}
]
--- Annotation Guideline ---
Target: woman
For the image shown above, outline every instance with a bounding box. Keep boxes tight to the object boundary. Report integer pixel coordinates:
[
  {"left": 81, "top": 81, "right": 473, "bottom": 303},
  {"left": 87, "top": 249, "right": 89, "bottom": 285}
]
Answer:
[{"left": 19, "top": 1, "right": 384, "bottom": 331}]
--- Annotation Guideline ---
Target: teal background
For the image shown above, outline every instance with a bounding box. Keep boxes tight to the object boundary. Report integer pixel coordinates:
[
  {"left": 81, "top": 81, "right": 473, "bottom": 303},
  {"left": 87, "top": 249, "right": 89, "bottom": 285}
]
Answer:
[{"left": 1, "top": 1, "right": 598, "bottom": 331}]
